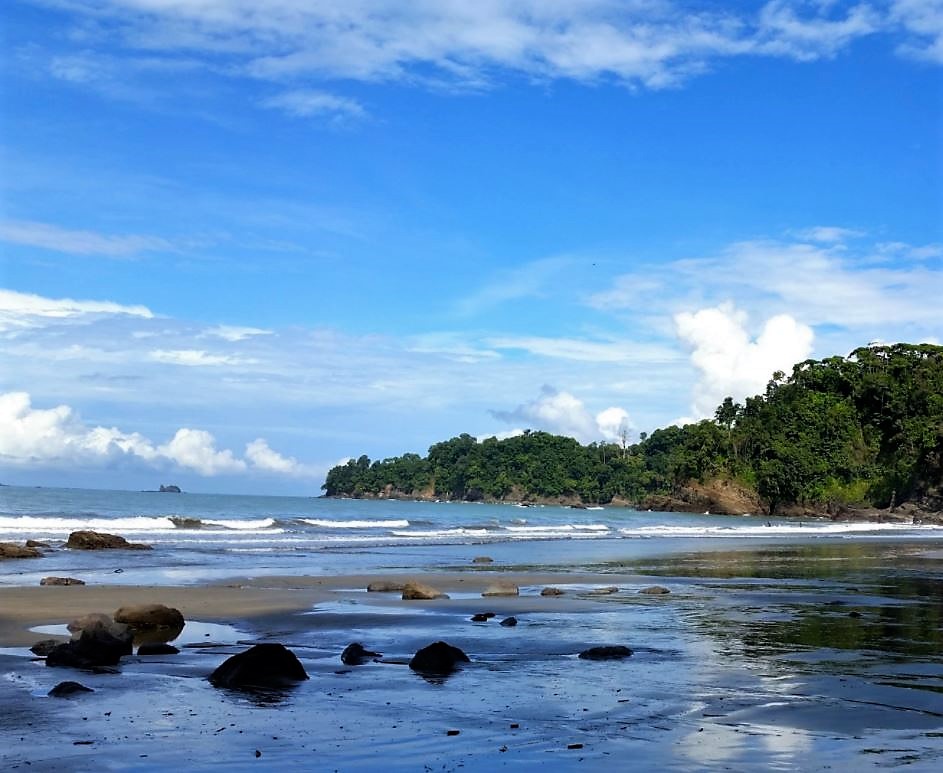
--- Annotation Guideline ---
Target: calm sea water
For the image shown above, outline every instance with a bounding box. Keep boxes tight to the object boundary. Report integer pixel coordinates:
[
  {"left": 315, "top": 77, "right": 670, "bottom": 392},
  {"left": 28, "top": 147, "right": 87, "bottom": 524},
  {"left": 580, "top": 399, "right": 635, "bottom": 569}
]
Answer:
[{"left": 2, "top": 485, "right": 941, "bottom": 585}]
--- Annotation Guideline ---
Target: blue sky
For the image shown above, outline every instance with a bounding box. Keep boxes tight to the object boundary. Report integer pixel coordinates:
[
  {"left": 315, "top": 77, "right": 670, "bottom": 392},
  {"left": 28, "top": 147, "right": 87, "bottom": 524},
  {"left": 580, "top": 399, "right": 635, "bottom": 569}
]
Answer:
[{"left": 1, "top": 1, "right": 941, "bottom": 494}]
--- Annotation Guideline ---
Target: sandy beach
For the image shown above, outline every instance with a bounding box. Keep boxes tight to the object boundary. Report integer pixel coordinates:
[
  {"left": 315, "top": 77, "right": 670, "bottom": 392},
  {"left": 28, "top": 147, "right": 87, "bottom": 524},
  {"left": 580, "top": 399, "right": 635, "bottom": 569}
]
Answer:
[{"left": 2, "top": 541, "right": 942, "bottom": 771}]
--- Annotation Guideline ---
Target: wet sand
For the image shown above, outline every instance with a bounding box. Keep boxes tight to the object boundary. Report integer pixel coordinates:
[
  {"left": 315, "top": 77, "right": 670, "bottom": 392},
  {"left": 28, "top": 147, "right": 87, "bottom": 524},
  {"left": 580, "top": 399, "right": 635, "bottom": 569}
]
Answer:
[{"left": 1, "top": 543, "right": 942, "bottom": 771}]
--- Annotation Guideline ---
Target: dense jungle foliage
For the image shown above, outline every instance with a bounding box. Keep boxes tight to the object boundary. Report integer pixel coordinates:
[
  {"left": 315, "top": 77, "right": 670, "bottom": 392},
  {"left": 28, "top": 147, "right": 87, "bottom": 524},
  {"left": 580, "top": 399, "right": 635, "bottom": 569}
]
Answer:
[{"left": 322, "top": 344, "right": 943, "bottom": 513}]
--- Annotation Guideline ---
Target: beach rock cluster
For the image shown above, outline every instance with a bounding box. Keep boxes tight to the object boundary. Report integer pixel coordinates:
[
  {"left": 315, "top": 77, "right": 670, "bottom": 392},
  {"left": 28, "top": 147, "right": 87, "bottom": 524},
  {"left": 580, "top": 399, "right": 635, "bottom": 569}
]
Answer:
[{"left": 0, "top": 542, "right": 42, "bottom": 559}]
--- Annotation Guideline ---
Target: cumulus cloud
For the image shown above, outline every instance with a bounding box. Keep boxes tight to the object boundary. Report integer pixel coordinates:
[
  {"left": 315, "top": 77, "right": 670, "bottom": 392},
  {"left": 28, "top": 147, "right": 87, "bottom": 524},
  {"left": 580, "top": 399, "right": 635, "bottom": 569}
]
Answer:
[
  {"left": 674, "top": 304, "right": 814, "bottom": 418},
  {"left": 491, "top": 385, "right": 631, "bottom": 444},
  {"left": 0, "top": 391, "right": 312, "bottom": 477}
]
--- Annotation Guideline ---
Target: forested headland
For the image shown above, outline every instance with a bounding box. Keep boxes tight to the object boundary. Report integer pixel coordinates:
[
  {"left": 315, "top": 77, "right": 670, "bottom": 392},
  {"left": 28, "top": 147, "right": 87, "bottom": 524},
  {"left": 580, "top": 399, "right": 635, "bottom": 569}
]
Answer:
[{"left": 322, "top": 343, "right": 943, "bottom": 518}]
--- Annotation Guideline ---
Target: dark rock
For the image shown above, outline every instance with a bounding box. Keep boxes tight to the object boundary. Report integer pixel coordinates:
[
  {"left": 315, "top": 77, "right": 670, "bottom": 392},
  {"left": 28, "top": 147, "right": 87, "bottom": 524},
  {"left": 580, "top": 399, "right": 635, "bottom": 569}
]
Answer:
[
  {"left": 40, "top": 576, "right": 86, "bottom": 586},
  {"left": 367, "top": 580, "right": 406, "bottom": 592},
  {"left": 341, "top": 642, "right": 381, "bottom": 665},
  {"left": 169, "top": 517, "right": 202, "bottom": 529},
  {"left": 31, "top": 639, "right": 64, "bottom": 656},
  {"left": 47, "top": 622, "right": 133, "bottom": 669},
  {"left": 578, "top": 645, "right": 633, "bottom": 660},
  {"left": 26, "top": 540, "right": 50, "bottom": 548},
  {"left": 470, "top": 613, "right": 493, "bottom": 622},
  {"left": 66, "top": 531, "right": 152, "bottom": 550},
  {"left": 639, "top": 586, "right": 670, "bottom": 595},
  {"left": 137, "top": 643, "right": 180, "bottom": 655},
  {"left": 540, "top": 587, "right": 565, "bottom": 596},
  {"left": 464, "top": 488, "right": 484, "bottom": 502},
  {"left": 848, "top": 611, "right": 862, "bottom": 619},
  {"left": 0, "top": 542, "right": 42, "bottom": 559},
  {"left": 499, "top": 617, "right": 518, "bottom": 627},
  {"left": 471, "top": 556, "right": 494, "bottom": 564},
  {"left": 402, "top": 581, "right": 449, "bottom": 600},
  {"left": 409, "top": 641, "right": 470, "bottom": 675},
  {"left": 48, "top": 681, "right": 94, "bottom": 697},
  {"left": 159, "top": 484, "right": 182, "bottom": 493},
  {"left": 208, "top": 643, "right": 309, "bottom": 689}
]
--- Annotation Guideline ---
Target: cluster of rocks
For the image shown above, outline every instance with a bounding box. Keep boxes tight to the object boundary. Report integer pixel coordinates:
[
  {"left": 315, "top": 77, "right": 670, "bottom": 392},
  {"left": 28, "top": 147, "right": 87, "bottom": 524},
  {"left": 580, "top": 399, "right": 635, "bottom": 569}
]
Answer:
[{"left": 1, "top": 530, "right": 153, "bottom": 565}]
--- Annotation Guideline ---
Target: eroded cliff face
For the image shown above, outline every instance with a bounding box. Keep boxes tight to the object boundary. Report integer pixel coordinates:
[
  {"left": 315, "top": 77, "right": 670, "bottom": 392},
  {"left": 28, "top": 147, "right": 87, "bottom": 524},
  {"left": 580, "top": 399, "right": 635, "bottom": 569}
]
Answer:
[{"left": 637, "top": 478, "right": 763, "bottom": 515}]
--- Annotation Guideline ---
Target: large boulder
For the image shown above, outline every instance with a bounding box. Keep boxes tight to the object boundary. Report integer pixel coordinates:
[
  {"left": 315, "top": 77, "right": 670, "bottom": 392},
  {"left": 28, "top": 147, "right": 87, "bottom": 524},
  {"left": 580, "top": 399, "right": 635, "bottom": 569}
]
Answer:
[
  {"left": 208, "top": 643, "right": 309, "bottom": 689},
  {"left": 578, "top": 645, "right": 633, "bottom": 661},
  {"left": 340, "top": 642, "right": 381, "bottom": 665},
  {"left": 46, "top": 620, "right": 133, "bottom": 669},
  {"left": 114, "top": 603, "right": 184, "bottom": 631},
  {"left": 402, "top": 582, "right": 449, "bottom": 600},
  {"left": 409, "top": 641, "right": 469, "bottom": 676},
  {"left": 482, "top": 582, "right": 519, "bottom": 597},
  {"left": 0, "top": 542, "right": 41, "bottom": 559},
  {"left": 66, "top": 531, "right": 151, "bottom": 550},
  {"left": 67, "top": 613, "right": 128, "bottom": 638},
  {"left": 40, "top": 577, "right": 86, "bottom": 586}
]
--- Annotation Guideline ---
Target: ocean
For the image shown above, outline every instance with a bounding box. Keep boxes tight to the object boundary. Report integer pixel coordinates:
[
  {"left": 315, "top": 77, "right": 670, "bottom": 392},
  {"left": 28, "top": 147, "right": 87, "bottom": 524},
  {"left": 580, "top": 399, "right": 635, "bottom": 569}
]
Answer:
[{"left": 2, "top": 485, "right": 941, "bottom": 586}]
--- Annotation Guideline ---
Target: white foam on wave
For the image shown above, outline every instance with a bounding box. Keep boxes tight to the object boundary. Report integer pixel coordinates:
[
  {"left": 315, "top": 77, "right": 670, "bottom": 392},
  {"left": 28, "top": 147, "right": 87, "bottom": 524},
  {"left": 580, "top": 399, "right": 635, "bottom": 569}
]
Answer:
[
  {"left": 0, "top": 515, "right": 179, "bottom": 533},
  {"left": 391, "top": 528, "right": 492, "bottom": 538},
  {"left": 202, "top": 518, "right": 277, "bottom": 530},
  {"left": 618, "top": 522, "right": 941, "bottom": 538},
  {"left": 505, "top": 523, "right": 609, "bottom": 534},
  {"left": 302, "top": 518, "right": 410, "bottom": 529}
]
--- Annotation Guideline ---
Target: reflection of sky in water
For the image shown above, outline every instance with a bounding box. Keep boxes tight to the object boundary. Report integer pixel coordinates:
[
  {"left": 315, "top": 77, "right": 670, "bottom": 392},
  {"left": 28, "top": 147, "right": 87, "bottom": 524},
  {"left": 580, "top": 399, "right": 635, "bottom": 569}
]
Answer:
[{"left": 30, "top": 619, "right": 244, "bottom": 646}]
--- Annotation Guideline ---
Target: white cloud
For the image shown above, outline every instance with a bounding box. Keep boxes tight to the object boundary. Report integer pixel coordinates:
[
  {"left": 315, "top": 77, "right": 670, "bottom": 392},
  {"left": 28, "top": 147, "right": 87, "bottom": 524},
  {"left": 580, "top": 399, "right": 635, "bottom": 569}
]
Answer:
[
  {"left": 674, "top": 304, "right": 814, "bottom": 418},
  {"left": 491, "top": 385, "right": 632, "bottom": 444},
  {"left": 203, "top": 325, "right": 273, "bottom": 342},
  {"left": 261, "top": 89, "right": 366, "bottom": 121},
  {"left": 0, "top": 219, "right": 171, "bottom": 257},
  {"left": 488, "top": 335, "right": 679, "bottom": 363},
  {"left": 793, "top": 225, "right": 865, "bottom": 243},
  {"left": 0, "top": 288, "right": 153, "bottom": 333},
  {"left": 0, "top": 391, "right": 314, "bottom": 478},
  {"left": 456, "top": 256, "right": 572, "bottom": 315},
  {"left": 36, "top": 1, "right": 934, "bottom": 103},
  {"left": 245, "top": 438, "right": 309, "bottom": 475},
  {"left": 148, "top": 349, "right": 253, "bottom": 367}
]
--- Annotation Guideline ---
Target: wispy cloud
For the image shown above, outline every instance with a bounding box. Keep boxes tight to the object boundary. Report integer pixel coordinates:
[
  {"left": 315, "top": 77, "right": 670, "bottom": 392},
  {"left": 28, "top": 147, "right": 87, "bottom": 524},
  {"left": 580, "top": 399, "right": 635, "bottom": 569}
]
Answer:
[
  {"left": 0, "top": 288, "right": 153, "bottom": 333},
  {"left": 261, "top": 90, "right": 367, "bottom": 122},
  {"left": 24, "top": 0, "right": 939, "bottom": 106},
  {"left": 0, "top": 219, "right": 172, "bottom": 257},
  {"left": 455, "top": 256, "right": 573, "bottom": 315}
]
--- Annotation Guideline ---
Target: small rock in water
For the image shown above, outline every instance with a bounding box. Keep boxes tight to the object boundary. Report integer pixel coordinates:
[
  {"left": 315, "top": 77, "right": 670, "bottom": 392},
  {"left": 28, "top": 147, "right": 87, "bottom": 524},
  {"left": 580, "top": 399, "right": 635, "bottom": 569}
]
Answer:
[
  {"left": 341, "top": 642, "right": 381, "bottom": 665},
  {"left": 409, "top": 641, "right": 469, "bottom": 676},
  {"left": 499, "top": 617, "right": 518, "bottom": 627},
  {"left": 578, "top": 645, "right": 633, "bottom": 660},
  {"left": 472, "top": 556, "right": 494, "bottom": 564},
  {"left": 638, "top": 586, "right": 670, "bottom": 595},
  {"left": 446, "top": 729, "right": 461, "bottom": 736},
  {"left": 587, "top": 586, "right": 619, "bottom": 595},
  {"left": 208, "top": 643, "right": 309, "bottom": 688},
  {"left": 482, "top": 582, "right": 519, "bottom": 597},
  {"left": 848, "top": 611, "right": 862, "bottom": 619},
  {"left": 26, "top": 540, "right": 51, "bottom": 548},
  {"left": 470, "top": 613, "right": 492, "bottom": 622},
  {"left": 49, "top": 681, "right": 94, "bottom": 697},
  {"left": 540, "top": 587, "right": 565, "bottom": 596}
]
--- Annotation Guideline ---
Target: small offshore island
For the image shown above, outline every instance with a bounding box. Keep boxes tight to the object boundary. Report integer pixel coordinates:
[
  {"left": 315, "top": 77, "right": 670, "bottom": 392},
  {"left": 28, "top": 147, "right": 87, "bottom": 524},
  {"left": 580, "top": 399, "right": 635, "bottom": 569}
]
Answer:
[{"left": 325, "top": 343, "right": 943, "bottom": 523}]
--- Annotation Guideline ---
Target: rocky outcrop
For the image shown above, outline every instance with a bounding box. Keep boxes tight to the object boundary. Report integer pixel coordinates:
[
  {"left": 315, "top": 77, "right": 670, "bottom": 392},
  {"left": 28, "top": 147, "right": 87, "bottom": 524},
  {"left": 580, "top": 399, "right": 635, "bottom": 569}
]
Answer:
[
  {"left": 482, "top": 582, "right": 519, "bottom": 597},
  {"left": 40, "top": 577, "right": 86, "bottom": 586},
  {"left": 639, "top": 477, "right": 763, "bottom": 516},
  {"left": 26, "top": 540, "right": 50, "bottom": 548},
  {"left": 409, "top": 641, "right": 469, "bottom": 676},
  {"left": 341, "top": 642, "right": 381, "bottom": 665},
  {"left": 578, "top": 645, "right": 633, "bottom": 660},
  {"left": 0, "top": 542, "right": 41, "bottom": 559},
  {"left": 159, "top": 484, "right": 182, "bottom": 493},
  {"left": 402, "top": 582, "right": 449, "bottom": 600},
  {"left": 208, "top": 643, "right": 309, "bottom": 689},
  {"left": 31, "top": 639, "right": 64, "bottom": 656},
  {"left": 66, "top": 531, "right": 152, "bottom": 550}
]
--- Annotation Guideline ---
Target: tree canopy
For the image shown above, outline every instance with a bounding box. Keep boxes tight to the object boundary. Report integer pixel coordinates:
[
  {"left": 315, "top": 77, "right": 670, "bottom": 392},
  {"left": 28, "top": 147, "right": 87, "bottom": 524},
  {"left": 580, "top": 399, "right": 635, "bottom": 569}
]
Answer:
[{"left": 323, "top": 343, "right": 943, "bottom": 513}]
